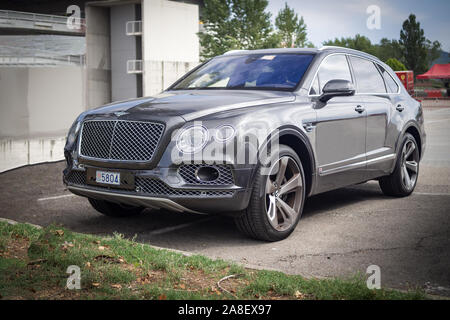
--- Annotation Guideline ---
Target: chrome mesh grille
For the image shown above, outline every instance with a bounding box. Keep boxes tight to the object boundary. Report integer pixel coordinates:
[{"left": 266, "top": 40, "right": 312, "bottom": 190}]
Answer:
[
  {"left": 136, "top": 177, "right": 234, "bottom": 197},
  {"left": 65, "top": 170, "right": 233, "bottom": 198},
  {"left": 65, "top": 170, "right": 86, "bottom": 185},
  {"left": 79, "top": 120, "right": 165, "bottom": 161},
  {"left": 178, "top": 164, "right": 234, "bottom": 185}
]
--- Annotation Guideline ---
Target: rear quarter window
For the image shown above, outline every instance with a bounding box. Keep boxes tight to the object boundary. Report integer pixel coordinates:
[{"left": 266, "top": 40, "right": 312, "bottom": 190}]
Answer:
[
  {"left": 349, "top": 56, "right": 387, "bottom": 93},
  {"left": 378, "top": 64, "right": 400, "bottom": 93}
]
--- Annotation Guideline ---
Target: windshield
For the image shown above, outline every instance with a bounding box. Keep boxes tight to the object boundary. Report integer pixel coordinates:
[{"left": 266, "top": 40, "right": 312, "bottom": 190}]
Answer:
[{"left": 172, "top": 53, "right": 314, "bottom": 91}]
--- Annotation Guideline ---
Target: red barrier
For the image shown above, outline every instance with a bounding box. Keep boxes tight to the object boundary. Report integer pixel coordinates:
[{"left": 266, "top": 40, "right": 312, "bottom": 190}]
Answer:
[{"left": 424, "top": 90, "right": 443, "bottom": 98}]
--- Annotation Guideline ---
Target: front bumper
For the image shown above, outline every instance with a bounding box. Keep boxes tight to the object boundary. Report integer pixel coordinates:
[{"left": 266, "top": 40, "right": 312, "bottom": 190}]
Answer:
[{"left": 63, "top": 163, "right": 255, "bottom": 215}]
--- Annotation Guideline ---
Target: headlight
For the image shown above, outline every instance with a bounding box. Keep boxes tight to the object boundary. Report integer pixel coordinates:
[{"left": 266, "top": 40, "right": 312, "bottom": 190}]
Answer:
[
  {"left": 215, "top": 125, "right": 235, "bottom": 142},
  {"left": 66, "top": 118, "right": 82, "bottom": 147},
  {"left": 176, "top": 125, "right": 209, "bottom": 154}
]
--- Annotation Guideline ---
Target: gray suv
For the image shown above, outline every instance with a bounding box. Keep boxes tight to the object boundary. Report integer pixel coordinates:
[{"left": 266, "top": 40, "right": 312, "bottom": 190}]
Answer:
[{"left": 63, "top": 47, "right": 426, "bottom": 241}]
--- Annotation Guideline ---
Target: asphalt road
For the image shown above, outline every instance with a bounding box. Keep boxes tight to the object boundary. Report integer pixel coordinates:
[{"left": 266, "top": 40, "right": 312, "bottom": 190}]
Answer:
[{"left": 1, "top": 107, "right": 449, "bottom": 296}]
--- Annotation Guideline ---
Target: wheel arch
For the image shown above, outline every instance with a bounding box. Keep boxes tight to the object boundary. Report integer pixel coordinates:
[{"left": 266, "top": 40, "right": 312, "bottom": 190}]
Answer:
[
  {"left": 259, "top": 125, "right": 316, "bottom": 197},
  {"left": 398, "top": 121, "right": 422, "bottom": 159}
]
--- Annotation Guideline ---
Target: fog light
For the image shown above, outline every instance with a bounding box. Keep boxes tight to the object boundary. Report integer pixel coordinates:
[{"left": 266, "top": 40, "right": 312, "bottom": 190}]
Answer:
[{"left": 195, "top": 166, "right": 219, "bottom": 182}]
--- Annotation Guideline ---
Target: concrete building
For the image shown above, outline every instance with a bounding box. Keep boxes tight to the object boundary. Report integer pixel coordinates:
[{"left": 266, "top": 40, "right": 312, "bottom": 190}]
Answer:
[
  {"left": 86, "top": 0, "right": 200, "bottom": 108},
  {"left": 0, "top": 0, "right": 200, "bottom": 172}
]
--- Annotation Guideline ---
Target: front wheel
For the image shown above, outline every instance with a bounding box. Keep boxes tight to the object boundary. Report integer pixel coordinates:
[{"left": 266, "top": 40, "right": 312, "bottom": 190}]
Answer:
[
  {"left": 88, "top": 198, "right": 144, "bottom": 217},
  {"left": 234, "top": 145, "right": 306, "bottom": 241},
  {"left": 379, "top": 133, "right": 420, "bottom": 197}
]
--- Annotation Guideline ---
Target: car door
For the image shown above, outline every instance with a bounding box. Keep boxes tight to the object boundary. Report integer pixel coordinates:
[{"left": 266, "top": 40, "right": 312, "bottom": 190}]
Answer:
[
  {"left": 310, "top": 54, "right": 367, "bottom": 193},
  {"left": 348, "top": 56, "right": 397, "bottom": 179}
]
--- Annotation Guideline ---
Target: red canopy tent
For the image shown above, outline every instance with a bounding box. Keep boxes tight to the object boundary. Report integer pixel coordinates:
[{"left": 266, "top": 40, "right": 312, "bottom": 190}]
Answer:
[{"left": 417, "top": 63, "right": 450, "bottom": 79}]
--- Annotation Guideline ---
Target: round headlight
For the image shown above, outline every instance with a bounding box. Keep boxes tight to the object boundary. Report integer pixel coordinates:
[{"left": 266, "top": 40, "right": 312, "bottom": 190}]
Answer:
[
  {"left": 176, "top": 125, "right": 209, "bottom": 154},
  {"left": 215, "top": 125, "right": 235, "bottom": 142}
]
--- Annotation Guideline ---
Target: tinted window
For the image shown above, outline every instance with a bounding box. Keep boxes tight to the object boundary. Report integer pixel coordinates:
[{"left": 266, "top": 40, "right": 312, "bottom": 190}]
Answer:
[
  {"left": 378, "top": 64, "right": 399, "bottom": 93},
  {"left": 310, "top": 54, "right": 352, "bottom": 95},
  {"left": 350, "top": 56, "right": 386, "bottom": 93},
  {"left": 172, "top": 54, "right": 314, "bottom": 91}
]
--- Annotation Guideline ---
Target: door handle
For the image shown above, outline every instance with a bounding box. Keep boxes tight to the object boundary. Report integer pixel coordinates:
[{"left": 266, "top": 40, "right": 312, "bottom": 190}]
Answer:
[
  {"left": 396, "top": 104, "right": 404, "bottom": 112},
  {"left": 355, "top": 105, "right": 365, "bottom": 113}
]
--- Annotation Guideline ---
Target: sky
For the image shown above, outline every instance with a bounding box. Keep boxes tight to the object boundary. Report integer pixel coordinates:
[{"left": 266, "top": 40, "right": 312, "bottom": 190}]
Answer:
[{"left": 267, "top": 0, "right": 450, "bottom": 51}]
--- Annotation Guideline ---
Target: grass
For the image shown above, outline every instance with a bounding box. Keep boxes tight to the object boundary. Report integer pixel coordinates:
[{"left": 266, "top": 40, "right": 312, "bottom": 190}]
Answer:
[{"left": 0, "top": 220, "right": 426, "bottom": 300}]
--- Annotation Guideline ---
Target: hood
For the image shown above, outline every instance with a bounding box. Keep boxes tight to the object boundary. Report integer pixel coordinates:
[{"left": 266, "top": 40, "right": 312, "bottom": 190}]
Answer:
[{"left": 85, "top": 90, "right": 295, "bottom": 121}]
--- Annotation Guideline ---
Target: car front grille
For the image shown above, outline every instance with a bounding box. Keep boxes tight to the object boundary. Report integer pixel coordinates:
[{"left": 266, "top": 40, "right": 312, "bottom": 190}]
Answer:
[
  {"left": 66, "top": 170, "right": 86, "bottom": 186},
  {"left": 65, "top": 170, "right": 233, "bottom": 198},
  {"left": 135, "top": 177, "right": 233, "bottom": 197},
  {"left": 79, "top": 120, "right": 165, "bottom": 162}
]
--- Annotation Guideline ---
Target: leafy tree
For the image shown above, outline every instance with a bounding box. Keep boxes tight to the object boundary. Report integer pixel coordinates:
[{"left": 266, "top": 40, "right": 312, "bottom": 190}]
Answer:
[
  {"left": 274, "top": 3, "right": 311, "bottom": 48},
  {"left": 385, "top": 58, "right": 407, "bottom": 71},
  {"left": 198, "top": 0, "right": 277, "bottom": 60},
  {"left": 399, "top": 14, "right": 428, "bottom": 74},
  {"left": 425, "top": 39, "right": 442, "bottom": 67},
  {"left": 377, "top": 38, "right": 402, "bottom": 62},
  {"left": 323, "top": 34, "right": 377, "bottom": 56}
]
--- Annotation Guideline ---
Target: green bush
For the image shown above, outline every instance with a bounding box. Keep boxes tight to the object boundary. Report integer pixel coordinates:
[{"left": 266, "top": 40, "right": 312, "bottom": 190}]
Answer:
[{"left": 386, "top": 58, "right": 407, "bottom": 71}]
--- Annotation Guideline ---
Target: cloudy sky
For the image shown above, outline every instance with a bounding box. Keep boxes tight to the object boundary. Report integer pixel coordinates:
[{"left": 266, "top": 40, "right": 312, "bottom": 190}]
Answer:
[{"left": 267, "top": 0, "right": 450, "bottom": 51}]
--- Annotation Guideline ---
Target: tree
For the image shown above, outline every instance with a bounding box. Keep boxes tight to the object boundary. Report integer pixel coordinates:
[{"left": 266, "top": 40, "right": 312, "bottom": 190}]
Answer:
[
  {"left": 323, "top": 34, "right": 377, "bottom": 56},
  {"left": 377, "top": 38, "right": 403, "bottom": 62},
  {"left": 425, "top": 39, "right": 442, "bottom": 67},
  {"left": 399, "top": 14, "right": 428, "bottom": 74},
  {"left": 198, "top": 0, "right": 236, "bottom": 60},
  {"left": 198, "top": 0, "right": 276, "bottom": 60},
  {"left": 385, "top": 58, "right": 407, "bottom": 71},
  {"left": 274, "top": 3, "right": 311, "bottom": 48}
]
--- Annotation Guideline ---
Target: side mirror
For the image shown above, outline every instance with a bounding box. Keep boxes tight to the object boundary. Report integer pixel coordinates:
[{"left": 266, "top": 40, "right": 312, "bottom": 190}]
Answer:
[{"left": 319, "top": 79, "right": 355, "bottom": 103}]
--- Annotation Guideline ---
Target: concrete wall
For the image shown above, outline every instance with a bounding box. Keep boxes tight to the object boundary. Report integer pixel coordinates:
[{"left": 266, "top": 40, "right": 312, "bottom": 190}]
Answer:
[
  {"left": 0, "top": 67, "right": 84, "bottom": 138},
  {"left": 0, "top": 68, "right": 29, "bottom": 138},
  {"left": 110, "top": 4, "right": 139, "bottom": 101},
  {"left": 0, "top": 66, "right": 85, "bottom": 172},
  {"left": 145, "top": 60, "right": 198, "bottom": 95},
  {"left": 0, "top": 138, "right": 66, "bottom": 172},
  {"left": 142, "top": 0, "right": 199, "bottom": 96},
  {"left": 27, "top": 67, "right": 85, "bottom": 136},
  {"left": 85, "top": 5, "right": 111, "bottom": 109}
]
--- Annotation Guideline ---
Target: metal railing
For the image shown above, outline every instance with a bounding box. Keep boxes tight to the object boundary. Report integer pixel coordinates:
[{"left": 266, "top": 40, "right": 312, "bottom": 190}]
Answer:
[
  {"left": 0, "top": 9, "right": 85, "bottom": 33},
  {"left": 126, "top": 20, "right": 142, "bottom": 35},
  {"left": 0, "top": 54, "right": 85, "bottom": 66}
]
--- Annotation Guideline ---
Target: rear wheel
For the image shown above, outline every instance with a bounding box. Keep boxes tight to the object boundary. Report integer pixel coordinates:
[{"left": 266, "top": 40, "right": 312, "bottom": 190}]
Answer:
[
  {"left": 88, "top": 198, "right": 143, "bottom": 217},
  {"left": 234, "top": 145, "right": 306, "bottom": 241},
  {"left": 379, "top": 133, "right": 420, "bottom": 197}
]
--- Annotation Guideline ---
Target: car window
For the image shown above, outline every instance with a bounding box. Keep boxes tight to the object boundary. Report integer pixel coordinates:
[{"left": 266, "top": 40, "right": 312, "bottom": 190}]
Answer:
[
  {"left": 310, "top": 75, "right": 320, "bottom": 95},
  {"left": 378, "top": 64, "right": 399, "bottom": 93},
  {"left": 349, "top": 56, "right": 387, "bottom": 93},
  {"left": 310, "top": 54, "right": 352, "bottom": 95},
  {"left": 172, "top": 54, "right": 314, "bottom": 91}
]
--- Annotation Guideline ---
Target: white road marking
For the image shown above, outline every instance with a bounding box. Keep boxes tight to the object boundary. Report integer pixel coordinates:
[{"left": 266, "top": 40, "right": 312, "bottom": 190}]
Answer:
[
  {"left": 426, "top": 118, "right": 450, "bottom": 124},
  {"left": 413, "top": 192, "right": 450, "bottom": 196},
  {"left": 148, "top": 218, "right": 213, "bottom": 236},
  {"left": 37, "top": 194, "right": 76, "bottom": 201}
]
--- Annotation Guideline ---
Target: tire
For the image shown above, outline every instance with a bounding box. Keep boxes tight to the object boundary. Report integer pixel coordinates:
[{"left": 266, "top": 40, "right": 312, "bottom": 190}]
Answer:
[
  {"left": 88, "top": 198, "right": 143, "bottom": 217},
  {"left": 234, "top": 145, "right": 306, "bottom": 241},
  {"left": 379, "top": 133, "right": 420, "bottom": 197}
]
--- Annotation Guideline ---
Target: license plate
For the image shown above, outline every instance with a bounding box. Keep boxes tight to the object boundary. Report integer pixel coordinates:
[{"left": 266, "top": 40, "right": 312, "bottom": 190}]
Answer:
[{"left": 95, "top": 171, "right": 120, "bottom": 185}]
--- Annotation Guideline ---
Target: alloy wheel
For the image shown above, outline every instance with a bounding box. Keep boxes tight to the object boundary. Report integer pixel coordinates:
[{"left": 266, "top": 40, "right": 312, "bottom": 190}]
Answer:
[
  {"left": 400, "top": 139, "right": 419, "bottom": 191},
  {"left": 265, "top": 156, "right": 303, "bottom": 232}
]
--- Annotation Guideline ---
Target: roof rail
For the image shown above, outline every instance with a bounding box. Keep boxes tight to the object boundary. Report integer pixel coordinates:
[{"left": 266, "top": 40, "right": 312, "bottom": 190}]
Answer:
[
  {"left": 319, "top": 46, "right": 379, "bottom": 60},
  {"left": 223, "top": 49, "right": 248, "bottom": 55}
]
